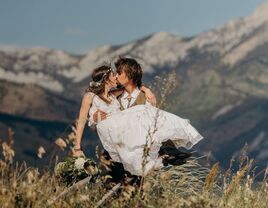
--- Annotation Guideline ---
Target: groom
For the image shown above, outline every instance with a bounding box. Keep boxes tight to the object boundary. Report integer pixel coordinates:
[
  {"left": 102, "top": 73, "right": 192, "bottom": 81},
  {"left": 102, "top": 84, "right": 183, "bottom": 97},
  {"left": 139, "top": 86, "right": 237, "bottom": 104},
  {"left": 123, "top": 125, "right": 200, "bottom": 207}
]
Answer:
[
  {"left": 95, "top": 57, "right": 191, "bottom": 182},
  {"left": 114, "top": 57, "right": 191, "bottom": 165}
]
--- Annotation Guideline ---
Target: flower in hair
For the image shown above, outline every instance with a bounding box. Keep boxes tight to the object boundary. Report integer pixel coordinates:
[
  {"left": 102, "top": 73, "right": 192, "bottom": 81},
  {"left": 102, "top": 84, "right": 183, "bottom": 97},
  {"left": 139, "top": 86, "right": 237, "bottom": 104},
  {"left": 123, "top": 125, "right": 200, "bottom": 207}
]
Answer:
[
  {"left": 89, "top": 67, "right": 115, "bottom": 87},
  {"left": 89, "top": 81, "right": 102, "bottom": 87},
  {"left": 89, "top": 67, "right": 113, "bottom": 87}
]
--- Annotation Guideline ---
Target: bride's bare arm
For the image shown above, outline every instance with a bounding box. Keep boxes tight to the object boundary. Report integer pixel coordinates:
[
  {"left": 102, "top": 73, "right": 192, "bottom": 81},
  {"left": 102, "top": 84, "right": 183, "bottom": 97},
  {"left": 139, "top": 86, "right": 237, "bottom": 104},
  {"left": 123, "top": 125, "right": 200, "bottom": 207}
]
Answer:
[
  {"left": 72, "top": 93, "right": 92, "bottom": 157},
  {"left": 140, "top": 85, "right": 157, "bottom": 106}
]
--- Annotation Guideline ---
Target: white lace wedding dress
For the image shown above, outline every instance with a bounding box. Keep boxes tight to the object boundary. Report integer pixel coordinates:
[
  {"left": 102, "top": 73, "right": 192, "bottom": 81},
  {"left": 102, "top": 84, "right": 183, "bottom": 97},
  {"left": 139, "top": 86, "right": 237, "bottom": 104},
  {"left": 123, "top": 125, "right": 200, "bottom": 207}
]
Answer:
[{"left": 88, "top": 92, "right": 203, "bottom": 176}]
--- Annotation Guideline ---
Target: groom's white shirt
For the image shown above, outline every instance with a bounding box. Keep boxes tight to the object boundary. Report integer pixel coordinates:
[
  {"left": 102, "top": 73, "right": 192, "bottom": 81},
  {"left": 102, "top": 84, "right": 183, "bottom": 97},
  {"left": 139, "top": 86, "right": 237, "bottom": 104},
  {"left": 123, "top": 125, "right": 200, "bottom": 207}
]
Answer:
[{"left": 120, "top": 87, "right": 150, "bottom": 110}]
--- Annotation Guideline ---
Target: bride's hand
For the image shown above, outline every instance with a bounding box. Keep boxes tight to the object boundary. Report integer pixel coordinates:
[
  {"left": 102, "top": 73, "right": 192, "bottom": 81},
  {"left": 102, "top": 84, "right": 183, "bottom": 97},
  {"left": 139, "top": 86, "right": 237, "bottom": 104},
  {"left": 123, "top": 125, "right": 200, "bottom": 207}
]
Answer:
[
  {"left": 93, "top": 110, "right": 107, "bottom": 123},
  {"left": 144, "top": 88, "right": 157, "bottom": 106},
  {"left": 71, "top": 149, "right": 85, "bottom": 157}
]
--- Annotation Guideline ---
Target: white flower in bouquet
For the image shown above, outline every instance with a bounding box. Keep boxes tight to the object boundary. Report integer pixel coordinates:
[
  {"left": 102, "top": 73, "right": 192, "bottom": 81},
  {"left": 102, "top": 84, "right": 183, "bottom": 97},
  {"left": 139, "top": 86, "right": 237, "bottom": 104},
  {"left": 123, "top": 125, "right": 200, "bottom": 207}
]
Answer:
[
  {"left": 55, "top": 156, "right": 100, "bottom": 186},
  {"left": 74, "top": 157, "right": 86, "bottom": 170}
]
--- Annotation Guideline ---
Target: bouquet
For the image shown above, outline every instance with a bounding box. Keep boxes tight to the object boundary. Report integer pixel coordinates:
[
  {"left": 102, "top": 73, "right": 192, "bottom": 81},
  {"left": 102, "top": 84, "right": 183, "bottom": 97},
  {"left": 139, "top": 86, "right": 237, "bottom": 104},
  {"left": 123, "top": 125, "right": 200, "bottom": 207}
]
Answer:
[{"left": 55, "top": 156, "right": 100, "bottom": 186}]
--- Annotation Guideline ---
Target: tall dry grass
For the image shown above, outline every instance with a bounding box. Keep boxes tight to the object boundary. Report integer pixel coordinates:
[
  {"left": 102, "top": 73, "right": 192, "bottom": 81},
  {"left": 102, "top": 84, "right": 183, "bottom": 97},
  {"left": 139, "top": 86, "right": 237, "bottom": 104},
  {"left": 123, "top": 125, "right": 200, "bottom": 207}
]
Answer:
[{"left": 0, "top": 127, "right": 267, "bottom": 207}]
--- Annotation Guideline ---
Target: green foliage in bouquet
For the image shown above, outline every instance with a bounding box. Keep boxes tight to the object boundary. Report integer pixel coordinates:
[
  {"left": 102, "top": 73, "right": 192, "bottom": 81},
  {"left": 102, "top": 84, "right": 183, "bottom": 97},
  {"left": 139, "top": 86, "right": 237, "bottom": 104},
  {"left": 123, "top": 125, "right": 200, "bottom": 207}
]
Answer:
[{"left": 55, "top": 156, "right": 100, "bottom": 186}]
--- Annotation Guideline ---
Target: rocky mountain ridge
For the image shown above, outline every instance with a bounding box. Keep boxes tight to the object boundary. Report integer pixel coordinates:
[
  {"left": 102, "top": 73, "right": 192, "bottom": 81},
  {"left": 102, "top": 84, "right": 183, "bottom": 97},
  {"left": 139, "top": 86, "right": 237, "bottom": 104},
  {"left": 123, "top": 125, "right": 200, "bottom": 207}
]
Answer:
[
  {"left": 0, "top": 2, "right": 268, "bottom": 94},
  {"left": 1, "top": 2, "right": 268, "bottom": 170}
]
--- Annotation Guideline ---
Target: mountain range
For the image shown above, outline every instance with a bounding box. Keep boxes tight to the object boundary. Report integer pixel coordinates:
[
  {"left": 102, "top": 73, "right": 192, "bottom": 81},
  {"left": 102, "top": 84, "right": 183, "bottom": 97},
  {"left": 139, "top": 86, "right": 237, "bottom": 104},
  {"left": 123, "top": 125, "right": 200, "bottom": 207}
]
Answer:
[{"left": 1, "top": 2, "right": 268, "bottom": 171}]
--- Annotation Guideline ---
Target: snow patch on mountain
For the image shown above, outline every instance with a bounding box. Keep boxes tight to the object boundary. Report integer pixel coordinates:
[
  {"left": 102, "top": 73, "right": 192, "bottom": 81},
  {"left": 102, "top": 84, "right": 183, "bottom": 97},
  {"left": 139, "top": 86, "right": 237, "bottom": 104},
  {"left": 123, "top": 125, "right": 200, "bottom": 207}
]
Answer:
[
  {"left": 220, "top": 2, "right": 268, "bottom": 66},
  {"left": 15, "top": 47, "right": 78, "bottom": 69},
  {"left": 248, "top": 131, "right": 268, "bottom": 160},
  {"left": 0, "top": 66, "right": 63, "bottom": 92},
  {"left": 76, "top": 45, "right": 114, "bottom": 82},
  {"left": 211, "top": 101, "right": 242, "bottom": 120},
  {"left": 128, "top": 32, "right": 185, "bottom": 70},
  {"left": 222, "top": 22, "right": 268, "bottom": 66}
]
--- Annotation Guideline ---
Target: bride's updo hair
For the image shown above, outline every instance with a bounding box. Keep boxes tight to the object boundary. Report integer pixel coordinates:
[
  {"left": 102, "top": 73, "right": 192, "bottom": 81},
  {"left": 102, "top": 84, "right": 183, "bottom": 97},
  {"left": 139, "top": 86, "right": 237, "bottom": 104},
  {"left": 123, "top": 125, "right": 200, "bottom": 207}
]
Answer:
[{"left": 86, "top": 65, "right": 112, "bottom": 95}]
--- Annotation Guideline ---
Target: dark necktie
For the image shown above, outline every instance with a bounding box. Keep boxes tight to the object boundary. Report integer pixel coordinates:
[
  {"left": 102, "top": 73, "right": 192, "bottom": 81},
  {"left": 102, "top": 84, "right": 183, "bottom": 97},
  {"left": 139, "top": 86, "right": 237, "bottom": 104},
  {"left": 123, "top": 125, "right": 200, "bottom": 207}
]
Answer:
[{"left": 127, "top": 97, "right": 132, "bottom": 108}]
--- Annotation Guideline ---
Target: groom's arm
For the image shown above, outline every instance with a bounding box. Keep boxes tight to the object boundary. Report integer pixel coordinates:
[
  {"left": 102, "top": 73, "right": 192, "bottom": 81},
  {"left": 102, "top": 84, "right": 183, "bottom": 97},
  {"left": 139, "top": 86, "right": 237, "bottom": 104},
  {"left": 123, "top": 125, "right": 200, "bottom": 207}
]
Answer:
[{"left": 92, "top": 110, "right": 107, "bottom": 123}]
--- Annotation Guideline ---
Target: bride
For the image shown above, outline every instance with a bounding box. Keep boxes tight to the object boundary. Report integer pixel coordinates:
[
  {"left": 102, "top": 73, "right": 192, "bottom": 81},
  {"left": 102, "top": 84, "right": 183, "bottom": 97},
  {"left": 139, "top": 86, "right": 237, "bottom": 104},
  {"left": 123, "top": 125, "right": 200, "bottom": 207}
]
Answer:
[{"left": 73, "top": 61, "right": 203, "bottom": 176}]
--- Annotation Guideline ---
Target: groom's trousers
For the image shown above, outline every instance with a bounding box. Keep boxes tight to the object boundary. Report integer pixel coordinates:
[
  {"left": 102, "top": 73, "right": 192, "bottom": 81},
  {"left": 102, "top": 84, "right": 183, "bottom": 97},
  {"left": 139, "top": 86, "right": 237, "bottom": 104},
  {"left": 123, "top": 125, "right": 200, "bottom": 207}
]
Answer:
[{"left": 101, "top": 149, "right": 141, "bottom": 185}]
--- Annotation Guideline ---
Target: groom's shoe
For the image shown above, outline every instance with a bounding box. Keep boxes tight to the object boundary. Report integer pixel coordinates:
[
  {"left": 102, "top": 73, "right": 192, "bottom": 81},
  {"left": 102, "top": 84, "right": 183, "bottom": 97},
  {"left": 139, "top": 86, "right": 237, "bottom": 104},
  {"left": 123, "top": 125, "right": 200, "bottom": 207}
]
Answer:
[
  {"left": 162, "top": 157, "right": 187, "bottom": 166},
  {"left": 159, "top": 146, "right": 192, "bottom": 159},
  {"left": 159, "top": 140, "right": 192, "bottom": 158},
  {"left": 159, "top": 142, "right": 192, "bottom": 166}
]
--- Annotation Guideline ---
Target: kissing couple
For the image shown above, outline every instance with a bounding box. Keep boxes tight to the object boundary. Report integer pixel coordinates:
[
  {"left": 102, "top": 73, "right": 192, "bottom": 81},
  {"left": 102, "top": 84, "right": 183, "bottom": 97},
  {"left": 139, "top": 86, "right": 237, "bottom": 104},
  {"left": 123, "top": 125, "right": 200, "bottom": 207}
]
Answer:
[{"left": 73, "top": 57, "right": 203, "bottom": 179}]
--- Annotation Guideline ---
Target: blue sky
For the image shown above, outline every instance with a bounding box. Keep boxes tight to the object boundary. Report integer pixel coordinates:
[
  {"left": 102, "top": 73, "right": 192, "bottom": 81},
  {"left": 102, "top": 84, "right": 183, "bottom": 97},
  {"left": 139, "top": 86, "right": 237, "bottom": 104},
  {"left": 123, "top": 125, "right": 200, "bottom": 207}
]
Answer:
[{"left": 0, "top": 0, "right": 266, "bottom": 54}]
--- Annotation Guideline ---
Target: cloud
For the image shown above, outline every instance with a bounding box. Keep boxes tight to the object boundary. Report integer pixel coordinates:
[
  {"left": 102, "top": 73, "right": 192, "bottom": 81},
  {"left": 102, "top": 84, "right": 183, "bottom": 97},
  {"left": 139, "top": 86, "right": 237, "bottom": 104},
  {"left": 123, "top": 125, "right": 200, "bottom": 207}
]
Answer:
[{"left": 64, "top": 28, "right": 86, "bottom": 36}]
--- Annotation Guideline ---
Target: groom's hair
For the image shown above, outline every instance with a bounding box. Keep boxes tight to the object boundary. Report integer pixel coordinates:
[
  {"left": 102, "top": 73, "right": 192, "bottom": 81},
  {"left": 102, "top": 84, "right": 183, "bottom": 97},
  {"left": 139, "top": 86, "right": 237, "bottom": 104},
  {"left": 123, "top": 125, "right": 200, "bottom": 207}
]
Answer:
[{"left": 115, "top": 57, "right": 142, "bottom": 88}]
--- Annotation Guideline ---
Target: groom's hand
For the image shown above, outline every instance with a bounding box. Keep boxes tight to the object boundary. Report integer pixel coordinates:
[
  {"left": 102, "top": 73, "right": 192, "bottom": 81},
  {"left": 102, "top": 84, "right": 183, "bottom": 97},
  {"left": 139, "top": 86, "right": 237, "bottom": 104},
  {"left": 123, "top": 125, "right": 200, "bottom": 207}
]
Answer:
[{"left": 93, "top": 110, "right": 107, "bottom": 123}]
